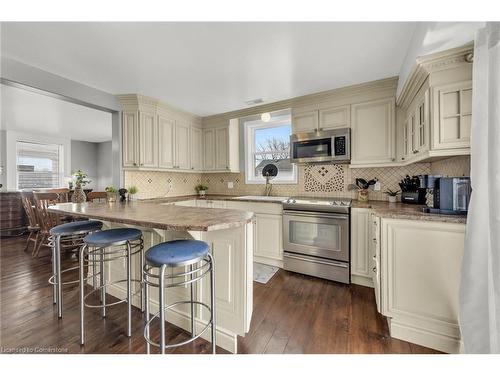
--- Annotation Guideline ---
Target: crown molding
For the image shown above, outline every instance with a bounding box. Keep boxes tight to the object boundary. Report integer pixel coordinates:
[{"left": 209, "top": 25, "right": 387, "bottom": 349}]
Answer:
[{"left": 397, "top": 43, "right": 474, "bottom": 109}]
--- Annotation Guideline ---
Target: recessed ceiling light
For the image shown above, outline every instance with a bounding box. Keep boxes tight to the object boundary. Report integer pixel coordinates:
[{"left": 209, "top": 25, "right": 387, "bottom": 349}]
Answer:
[
  {"left": 244, "top": 98, "right": 264, "bottom": 105},
  {"left": 261, "top": 112, "right": 271, "bottom": 122}
]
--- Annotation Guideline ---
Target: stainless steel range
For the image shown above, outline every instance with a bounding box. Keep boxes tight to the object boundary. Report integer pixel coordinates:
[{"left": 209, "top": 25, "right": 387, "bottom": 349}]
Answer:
[{"left": 282, "top": 197, "right": 351, "bottom": 284}]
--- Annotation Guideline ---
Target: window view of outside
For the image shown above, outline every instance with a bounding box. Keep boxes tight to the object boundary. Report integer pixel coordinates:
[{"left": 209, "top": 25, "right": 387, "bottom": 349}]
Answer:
[
  {"left": 253, "top": 123, "right": 293, "bottom": 181},
  {"left": 16, "top": 141, "right": 62, "bottom": 189}
]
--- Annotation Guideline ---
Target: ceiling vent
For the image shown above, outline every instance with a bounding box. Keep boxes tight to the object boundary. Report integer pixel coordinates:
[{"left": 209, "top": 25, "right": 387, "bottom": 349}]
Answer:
[{"left": 244, "top": 98, "right": 264, "bottom": 106}]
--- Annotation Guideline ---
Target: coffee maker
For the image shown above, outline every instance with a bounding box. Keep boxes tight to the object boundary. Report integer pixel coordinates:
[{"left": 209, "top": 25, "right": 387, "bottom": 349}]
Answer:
[{"left": 420, "top": 175, "right": 471, "bottom": 215}]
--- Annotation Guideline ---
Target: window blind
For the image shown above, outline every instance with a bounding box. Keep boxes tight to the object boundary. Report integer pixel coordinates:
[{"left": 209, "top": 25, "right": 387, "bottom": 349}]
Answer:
[{"left": 16, "top": 141, "right": 62, "bottom": 189}]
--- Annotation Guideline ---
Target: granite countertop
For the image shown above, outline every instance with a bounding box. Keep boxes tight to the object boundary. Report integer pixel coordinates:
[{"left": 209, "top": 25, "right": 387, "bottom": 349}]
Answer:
[
  {"left": 352, "top": 201, "right": 467, "bottom": 224},
  {"left": 48, "top": 201, "right": 254, "bottom": 232},
  {"left": 140, "top": 194, "right": 287, "bottom": 204},
  {"left": 140, "top": 194, "right": 467, "bottom": 224}
]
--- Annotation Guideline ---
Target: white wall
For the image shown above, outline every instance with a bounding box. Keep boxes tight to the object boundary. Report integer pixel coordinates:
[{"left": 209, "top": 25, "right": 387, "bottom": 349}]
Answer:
[
  {"left": 397, "top": 22, "right": 485, "bottom": 97},
  {"left": 71, "top": 140, "right": 98, "bottom": 189}
]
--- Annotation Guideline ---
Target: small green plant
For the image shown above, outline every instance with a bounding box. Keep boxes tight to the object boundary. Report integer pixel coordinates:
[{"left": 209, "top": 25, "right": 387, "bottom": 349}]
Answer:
[
  {"left": 73, "top": 170, "right": 91, "bottom": 188},
  {"left": 195, "top": 184, "right": 208, "bottom": 192},
  {"left": 105, "top": 186, "right": 117, "bottom": 193},
  {"left": 384, "top": 189, "right": 400, "bottom": 197},
  {"left": 127, "top": 186, "right": 138, "bottom": 195}
]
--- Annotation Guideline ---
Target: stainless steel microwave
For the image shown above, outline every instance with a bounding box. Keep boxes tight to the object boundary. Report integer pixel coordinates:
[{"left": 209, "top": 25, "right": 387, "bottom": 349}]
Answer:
[{"left": 290, "top": 128, "right": 351, "bottom": 164}]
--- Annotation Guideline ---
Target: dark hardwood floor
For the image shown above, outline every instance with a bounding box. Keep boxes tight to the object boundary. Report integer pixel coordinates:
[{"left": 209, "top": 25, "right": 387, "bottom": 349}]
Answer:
[{"left": 0, "top": 235, "right": 439, "bottom": 354}]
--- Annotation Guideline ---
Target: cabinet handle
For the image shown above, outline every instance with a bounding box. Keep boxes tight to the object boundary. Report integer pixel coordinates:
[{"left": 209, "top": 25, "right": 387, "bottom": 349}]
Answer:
[
  {"left": 372, "top": 238, "right": 377, "bottom": 243},
  {"left": 191, "top": 167, "right": 194, "bottom": 170},
  {"left": 391, "top": 158, "right": 395, "bottom": 161},
  {"left": 372, "top": 266, "right": 377, "bottom": 273},
  {"left": 401, "top": 157, "right": 405, "bottom": 160},
  {"left": 133, "top": 162, "right": 137, "bottom": 166},
  {"left": 413, "top": 150, "right": 419, "bottom": 154}
]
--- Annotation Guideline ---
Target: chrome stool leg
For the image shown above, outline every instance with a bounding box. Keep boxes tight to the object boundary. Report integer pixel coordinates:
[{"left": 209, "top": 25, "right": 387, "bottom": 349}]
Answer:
[
  {"left": 52, "top": 242, "right": 57, "bottom": 305},
  {"left": 55, "top": 234, "right": 63, "bottom": 318},
  {"left": 190, "top": 263, "right": 195, "bottom": 338},
  {"left": 159, "top": 264, "right": 167, "bottom": 354},
  {"left": 100, "top": 247, "right": 106, "bottom": 318},
  {"left": 79, "top": 244, "right": 87, "bottom": 345},
  {"left": 126, "top": 241, "right": 132, "bottom": 337},
  {"left": 208, "top": 253, "right": 216, "bottom": 354},
  {"left": 144, "top": 265, "right": 150, "bottom": 354}
]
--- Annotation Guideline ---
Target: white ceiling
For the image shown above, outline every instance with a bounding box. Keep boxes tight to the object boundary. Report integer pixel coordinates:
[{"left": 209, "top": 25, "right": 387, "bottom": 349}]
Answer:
[
  {"left": 1, "top": 22, "right": 417, "bottom": 116},
  {"left": 1, "top": 84, "right": 112, "bottom": 142}
]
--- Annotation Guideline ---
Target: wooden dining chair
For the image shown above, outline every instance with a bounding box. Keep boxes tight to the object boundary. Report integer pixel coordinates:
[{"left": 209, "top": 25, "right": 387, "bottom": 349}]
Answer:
[
  {"left": 32, "top": 192, "right": 61, "bottom": 257},
  {"left": 21, "top": 191, "right": 40, "bottom": 253},
  {"left": 36, "top": 188, "right": 70, "bottom": 203},
  {"left": 86, "top": 191, "right": 107, "bottom": 202}
]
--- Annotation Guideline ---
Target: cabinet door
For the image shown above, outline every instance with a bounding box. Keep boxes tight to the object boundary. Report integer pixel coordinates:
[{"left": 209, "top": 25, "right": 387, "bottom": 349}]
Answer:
[
  {"left": 351, "top": 208, "right": 371, "bottom": 278},
  {"left": 292, "top": 110, "right": 318, "bottom": 133},
  {"left": 203, "top": 128, "right": 215, "bottom": 170},
  {"left": 158, "top": 115, "right": 175, "bottom": 169},
  {"left": 351, "top": 98, "right": 395, "bottom": 165},
  {"left": 138, "top": 111, "right": 157, "bottom": 168},
  {"left": 415, "top": 91, "right": 430, "bottom": 154},
  {"left": 190, "top": 126, "right": 203, "bottom": 171},
  {"left": 319, "top": 105, "right": 350, "bottom": 130},
  {"left": 175, "top": 120, "right": 190, "bottom": 170},
  {"left": 432, "top": 81, "right": 472, "bottom": 150},
  {"left": 254, "top": 213, "right": 283, "bottom": 262},
  {"left": 122, "top": 111, "right": 138, "bottom": 167},
  {"left": 215, "top": 127, "right": 229, "bottom": 171}
]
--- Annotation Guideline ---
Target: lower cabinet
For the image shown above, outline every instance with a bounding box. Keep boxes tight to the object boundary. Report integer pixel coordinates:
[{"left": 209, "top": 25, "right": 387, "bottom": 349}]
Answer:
[
  {"left": 380, "top": 218, "right": 465, "bottom": 353},
  {"left": 350, "top": 208, "right": 373, "bottom": 286}
]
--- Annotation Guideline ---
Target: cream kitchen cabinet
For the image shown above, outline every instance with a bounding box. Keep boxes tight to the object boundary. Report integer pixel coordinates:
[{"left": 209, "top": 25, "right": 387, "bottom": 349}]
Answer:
[
  {"left": 122, "top": 110, "right": 158, "bottom": 168},
  {"left": 190, "top": 126, "right": 203, "bottom": 171},
  {"left": 350, "top": 208, "right": 373, "bottom": 287},
  {"left": 226, "top": 200, "right": 283, "bottom": 267},
  {"left": 292, "top": 105, "right": 350, "bottom": 133},
  {"left": 432, "top": 80, "right": 472, "bottom": 151},
  {"left": 196, "top": 199, "right": 227, "bottom": 209},
  {"left": 380, "top": 218, "right": 465, "bottom": 353},
  {"left": 291, "top": 109, "right": 318, "bottom": 133},
  {"left": 215, "top": 127, "right": 229, "bottom": 171},
  {"left": 203, "top": 120, "right": 239, "bottom": 173},
  {"left": 122, "top": 111, "right": 138, "bottom": 167},
  {"left": 158, "top": 114, "right": 175, "bottom": 169},
  {"left": 174, "top": 120, "right": 191, "bottom": 170},
  {"left": 370, "top": 213, "right": 381, "bottom": 313},
  {"left": 350, "top": 98, "right": 396, "bottom": 166}
]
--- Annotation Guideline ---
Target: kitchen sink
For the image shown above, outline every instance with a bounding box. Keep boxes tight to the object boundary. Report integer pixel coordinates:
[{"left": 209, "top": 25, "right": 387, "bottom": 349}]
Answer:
[{"left": 233, "top": 195, "right": 289, "bottom": 203}]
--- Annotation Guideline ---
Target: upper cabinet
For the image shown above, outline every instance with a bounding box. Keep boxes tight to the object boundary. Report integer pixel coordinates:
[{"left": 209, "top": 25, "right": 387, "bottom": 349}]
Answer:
[
  {"left": 203, "top": 119, "right": 239, "bottom": 173},
  {"left": 397, "top": 44, "right": 473, "bottom": 163},
  {"left": 292, "top": 105, "right": 350, "bottom": 133},
  {"left": 432, "top": 81, "right": 472, "bottom": 150},
  {"left": 118, "top": 95, "right": 202, "bottom": 173},
  {"left": 190, "top": 126, "right": 203, "bottom": 171},
  {"left": 122, "top": 111, "right": 138, "bottom": 168},
  {"left": 351, "top": 98, "right": 396, "bottom": 166}
]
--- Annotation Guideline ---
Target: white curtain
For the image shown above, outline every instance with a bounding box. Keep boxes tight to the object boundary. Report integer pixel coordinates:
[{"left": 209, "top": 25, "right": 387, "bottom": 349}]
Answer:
[{"left": 459, "top": 22, "right": 500, "bottom": 354}]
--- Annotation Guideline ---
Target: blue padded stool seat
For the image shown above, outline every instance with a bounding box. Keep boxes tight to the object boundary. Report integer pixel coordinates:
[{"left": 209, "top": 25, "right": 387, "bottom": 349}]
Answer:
[
  {"left": 84, "top": 228, "right": 142, "bottom": 246},
  {"left": 50, "top": 220, "right": 103, "bottom": 236},
  {"left": 145, "top": 240, "right": 209, "bottom": 267}
]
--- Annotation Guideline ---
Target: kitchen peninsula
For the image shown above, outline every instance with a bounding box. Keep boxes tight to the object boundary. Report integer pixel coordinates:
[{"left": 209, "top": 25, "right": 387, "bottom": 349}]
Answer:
[{"left": 48, "top": 201, "right": 255, "bottom": 353}]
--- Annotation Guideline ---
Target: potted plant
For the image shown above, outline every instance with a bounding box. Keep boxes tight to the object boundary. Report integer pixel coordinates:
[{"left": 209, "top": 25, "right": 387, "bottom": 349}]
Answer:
[
  {"left": 195, "top": 184, "right": 208, "bottom": 197},
  {"left": 385, "top": 189, "right": 400, "bottom": 203},
  {"left": 72, "top": 170, "right": 91, "bottom": 203},
  {"left": 105, "top": 186, "right": 117, "bottom": 203},
  {"left": 127, "top": 186, "right": 138, "bottom": 201}
]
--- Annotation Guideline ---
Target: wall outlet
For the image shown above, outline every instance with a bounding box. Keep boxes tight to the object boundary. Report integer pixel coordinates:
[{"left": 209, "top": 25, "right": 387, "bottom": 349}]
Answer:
[
  {"left": 227, "top": 181, "right": 234, "bottom": 189},
  {"left": 374, "top": 181, "right": 381, "bottom": 191}
]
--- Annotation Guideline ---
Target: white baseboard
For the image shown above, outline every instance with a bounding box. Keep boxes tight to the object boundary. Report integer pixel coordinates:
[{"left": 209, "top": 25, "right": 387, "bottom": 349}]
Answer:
[
  {"left": 389, "top": 318, "right": 462, "bottom": 354},
  {"left": 351, "top": 275, "right": 374, "bottom": 288},
  {"left": 106, "top": 284, "right": 238, "bottom": 353}
]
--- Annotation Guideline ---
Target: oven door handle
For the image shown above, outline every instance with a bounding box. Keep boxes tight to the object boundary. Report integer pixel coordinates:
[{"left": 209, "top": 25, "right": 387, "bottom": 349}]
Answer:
[
  {"left": 283, "top": 210, "right": 349, "bottom": 220},
  {"left": 285, "top": 253, "right": 349, "bottom": 268}
]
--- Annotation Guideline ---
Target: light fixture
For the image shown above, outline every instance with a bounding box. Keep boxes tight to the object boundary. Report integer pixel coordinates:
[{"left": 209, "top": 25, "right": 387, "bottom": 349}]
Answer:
[{"left": 261, "top": 112, "right": 271, "bottom": 122}]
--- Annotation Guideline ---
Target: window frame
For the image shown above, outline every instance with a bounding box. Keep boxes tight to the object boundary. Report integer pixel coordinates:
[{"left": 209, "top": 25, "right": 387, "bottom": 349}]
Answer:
[
  {"left": 15, "top": 140, "right": 64, "bottom": 190},
  {"left": 243, "top": 115, "right": 297, "bottom": 185}
]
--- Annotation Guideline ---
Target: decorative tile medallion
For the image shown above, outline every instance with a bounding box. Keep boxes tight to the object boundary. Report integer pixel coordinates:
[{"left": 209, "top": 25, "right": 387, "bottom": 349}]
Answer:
[{"left": 303, "top": 164, "right": 344, "bottom": 192}]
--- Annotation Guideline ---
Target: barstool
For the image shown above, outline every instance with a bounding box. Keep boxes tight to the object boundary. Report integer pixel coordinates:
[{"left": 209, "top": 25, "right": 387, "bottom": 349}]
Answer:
[
  {"left": 142, "top": 240, "right": 216, "bottom": 354},
  {"left": 49, "top": 220, "right": 103, "bottom": 318},
  {"left": 79, "top": 228, "right": 144, "bottom": 345}
]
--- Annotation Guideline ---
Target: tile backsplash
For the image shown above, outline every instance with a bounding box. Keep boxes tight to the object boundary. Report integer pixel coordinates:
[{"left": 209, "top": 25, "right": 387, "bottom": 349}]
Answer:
[{"left": 124, "top": 156, "right": 469, "bottom": 202}]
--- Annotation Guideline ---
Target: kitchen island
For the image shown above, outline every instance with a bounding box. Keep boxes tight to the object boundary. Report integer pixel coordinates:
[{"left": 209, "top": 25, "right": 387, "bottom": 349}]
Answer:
[{"left": 48, "top": 201, "right": 255, "bottom": 353}]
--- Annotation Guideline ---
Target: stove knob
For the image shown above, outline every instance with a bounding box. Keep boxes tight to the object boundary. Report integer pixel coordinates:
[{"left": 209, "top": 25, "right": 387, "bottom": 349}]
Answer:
[
  {"left": 292, "top": 199, "right": 296, "bottom": 204},
  {"left": 330, "top": 201, "right": 336, "bottom": 205},
  {"left": 286, "top": 199, "right": 291, "bottom": 203}
]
